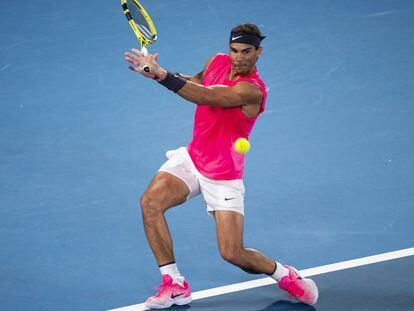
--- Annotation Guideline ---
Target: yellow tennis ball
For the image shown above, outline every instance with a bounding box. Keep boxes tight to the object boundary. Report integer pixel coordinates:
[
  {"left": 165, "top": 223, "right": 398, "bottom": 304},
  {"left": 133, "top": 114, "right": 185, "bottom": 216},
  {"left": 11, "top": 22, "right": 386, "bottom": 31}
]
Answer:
[{"left": 234, "top": 138, "right": 250, "bottom": 154}]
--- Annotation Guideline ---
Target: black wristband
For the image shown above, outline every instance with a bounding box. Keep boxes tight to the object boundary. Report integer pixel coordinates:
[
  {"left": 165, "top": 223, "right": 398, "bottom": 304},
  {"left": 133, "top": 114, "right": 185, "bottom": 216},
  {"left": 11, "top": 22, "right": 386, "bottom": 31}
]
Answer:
[{"left": 158, "top": 71, "right": 186, "bottom": 93}]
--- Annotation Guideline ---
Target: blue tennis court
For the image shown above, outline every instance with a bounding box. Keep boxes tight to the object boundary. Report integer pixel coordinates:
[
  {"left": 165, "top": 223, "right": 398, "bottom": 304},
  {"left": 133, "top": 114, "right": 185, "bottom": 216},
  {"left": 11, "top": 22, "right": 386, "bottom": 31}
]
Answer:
[{"left": 1, "top": 1, "right": 413, "bottom": 310}]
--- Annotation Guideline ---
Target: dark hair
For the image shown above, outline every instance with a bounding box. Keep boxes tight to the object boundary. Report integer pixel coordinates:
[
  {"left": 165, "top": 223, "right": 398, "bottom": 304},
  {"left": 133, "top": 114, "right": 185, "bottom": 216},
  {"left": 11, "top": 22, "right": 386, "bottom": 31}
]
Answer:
[{"left": 231, "top": 23, "right": 265, "bottom": 41}]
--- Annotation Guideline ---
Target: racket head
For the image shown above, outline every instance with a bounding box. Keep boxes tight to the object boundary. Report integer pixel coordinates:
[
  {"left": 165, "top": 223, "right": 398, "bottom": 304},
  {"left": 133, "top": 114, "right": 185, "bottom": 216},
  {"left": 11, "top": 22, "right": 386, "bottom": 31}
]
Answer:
[{"left": 121, "top": 0, "right": 157, "bottom": 49}]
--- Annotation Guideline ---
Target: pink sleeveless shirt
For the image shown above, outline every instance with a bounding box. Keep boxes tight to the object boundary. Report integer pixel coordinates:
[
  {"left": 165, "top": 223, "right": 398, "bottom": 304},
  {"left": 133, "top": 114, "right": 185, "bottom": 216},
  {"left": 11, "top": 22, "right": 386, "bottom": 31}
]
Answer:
[{"left": 187, "top": 53, "right": 267, "bottom": 180}]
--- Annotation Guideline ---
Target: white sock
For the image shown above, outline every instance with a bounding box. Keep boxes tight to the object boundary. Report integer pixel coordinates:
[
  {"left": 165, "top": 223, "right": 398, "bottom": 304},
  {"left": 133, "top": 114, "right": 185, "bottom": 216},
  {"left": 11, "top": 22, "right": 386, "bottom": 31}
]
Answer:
[
  {"left": 159, "top": 263, "right": 184, "bottom": 286},
  {"left": 270, "top": 261, "right": 289, "bottom": 281}
]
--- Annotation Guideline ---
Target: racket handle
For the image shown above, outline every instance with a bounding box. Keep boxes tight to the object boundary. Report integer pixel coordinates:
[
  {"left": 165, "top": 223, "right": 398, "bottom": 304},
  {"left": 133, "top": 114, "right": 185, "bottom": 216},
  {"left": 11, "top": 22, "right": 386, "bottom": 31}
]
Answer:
[{"left": 141, "top": 46, "right": 150, "bottom": 73}]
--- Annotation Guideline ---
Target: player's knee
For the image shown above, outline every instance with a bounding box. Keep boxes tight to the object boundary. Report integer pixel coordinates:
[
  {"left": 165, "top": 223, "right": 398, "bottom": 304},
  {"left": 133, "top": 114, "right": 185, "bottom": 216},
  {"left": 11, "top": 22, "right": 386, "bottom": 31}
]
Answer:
[
  {"left": 140, "top": 193, "right": 163, "bottom": 223},
  {"left": 220, "top": 246, "right": 242, "bottom": 266}
]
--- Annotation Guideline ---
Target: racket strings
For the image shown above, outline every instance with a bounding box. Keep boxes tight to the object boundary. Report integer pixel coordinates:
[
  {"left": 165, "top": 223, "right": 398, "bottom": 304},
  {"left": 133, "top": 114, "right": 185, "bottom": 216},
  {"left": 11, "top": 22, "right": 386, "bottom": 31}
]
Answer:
[{"left": 126, "top": 0, "right": 154, "bottom": 41}]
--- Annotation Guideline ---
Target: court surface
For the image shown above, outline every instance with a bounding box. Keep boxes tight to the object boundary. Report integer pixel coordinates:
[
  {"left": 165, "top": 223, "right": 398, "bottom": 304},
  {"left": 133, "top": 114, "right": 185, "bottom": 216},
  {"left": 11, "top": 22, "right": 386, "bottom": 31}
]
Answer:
[{"left": 1, "top": 1, "right": 413, "bottom": 310}]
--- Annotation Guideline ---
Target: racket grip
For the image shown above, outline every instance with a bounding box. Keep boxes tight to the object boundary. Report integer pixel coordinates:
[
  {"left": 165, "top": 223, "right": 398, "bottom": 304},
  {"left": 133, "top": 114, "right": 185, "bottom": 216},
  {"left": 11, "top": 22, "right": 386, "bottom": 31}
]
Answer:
[{"left": 141, "top": 47, "right": 150, "bottom": 73}]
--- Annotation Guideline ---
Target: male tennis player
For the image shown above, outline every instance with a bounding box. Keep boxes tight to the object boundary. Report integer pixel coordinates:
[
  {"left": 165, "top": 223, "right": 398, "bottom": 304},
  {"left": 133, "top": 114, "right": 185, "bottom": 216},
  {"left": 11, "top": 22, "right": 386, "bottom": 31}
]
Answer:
[{"left": 125, "top": 23, "right": 319, "bottom": 309}]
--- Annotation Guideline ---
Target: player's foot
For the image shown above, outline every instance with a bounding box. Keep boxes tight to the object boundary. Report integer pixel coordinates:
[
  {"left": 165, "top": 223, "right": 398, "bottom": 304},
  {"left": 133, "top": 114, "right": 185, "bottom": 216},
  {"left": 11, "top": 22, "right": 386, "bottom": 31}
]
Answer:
[
  {"left": 278, "top": 265, "right": 318, "bottom": 305},
  {"left": 145, "top": 274, "right": 192, "bottom": 309}
]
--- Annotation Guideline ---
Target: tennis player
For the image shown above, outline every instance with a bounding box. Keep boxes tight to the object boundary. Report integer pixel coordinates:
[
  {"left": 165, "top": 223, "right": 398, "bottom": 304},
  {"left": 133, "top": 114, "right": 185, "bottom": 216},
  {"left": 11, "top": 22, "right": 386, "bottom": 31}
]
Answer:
[{"left": 124, "top": 23, "right": 319, "bottom": 309}]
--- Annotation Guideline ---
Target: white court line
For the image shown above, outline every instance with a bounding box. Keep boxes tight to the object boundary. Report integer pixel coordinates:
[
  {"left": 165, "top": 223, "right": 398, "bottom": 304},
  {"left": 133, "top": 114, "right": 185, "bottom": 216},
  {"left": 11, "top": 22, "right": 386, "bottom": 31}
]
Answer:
[{"left": 108, "top": 247, "right": 414, "bottom": 311}]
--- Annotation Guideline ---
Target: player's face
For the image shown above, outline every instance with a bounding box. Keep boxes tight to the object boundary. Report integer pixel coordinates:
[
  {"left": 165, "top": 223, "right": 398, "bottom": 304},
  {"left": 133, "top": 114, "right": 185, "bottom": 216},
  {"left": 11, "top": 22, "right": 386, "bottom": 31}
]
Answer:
[{"left": 229, "top": 43, "right": 263, "bottom": 75}]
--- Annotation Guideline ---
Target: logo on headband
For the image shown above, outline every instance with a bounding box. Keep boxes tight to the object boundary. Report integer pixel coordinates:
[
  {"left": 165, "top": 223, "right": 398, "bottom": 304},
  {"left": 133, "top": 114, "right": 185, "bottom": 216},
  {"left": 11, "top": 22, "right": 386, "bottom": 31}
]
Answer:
[
  {"left": 230, "top": 33, "right": 264, "bottom": 48},
  {"left": 231, "top": 35, "right": 243, "bottom": 41}
]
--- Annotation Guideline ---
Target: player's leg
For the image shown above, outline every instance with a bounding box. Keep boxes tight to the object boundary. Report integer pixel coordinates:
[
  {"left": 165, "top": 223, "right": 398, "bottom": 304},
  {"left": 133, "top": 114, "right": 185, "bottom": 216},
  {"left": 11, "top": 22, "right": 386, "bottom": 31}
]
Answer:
[
  {"left": 140, "top": 171, "right": 189, "bottom": 266},
  {"left": 200, "top": 178, "right": 275, "bottom": 273},
  {"left": 213, "top": 210, "right": 275, "bottom": 274},
  {"left": 213, "top": 210, "right": 318, "bottom": 305},
  {"left": 143, "top": 147, "right": 199, "bottom": 309},
  {"left": 142, "top": 171, "right": 193, "bottom": 309}
]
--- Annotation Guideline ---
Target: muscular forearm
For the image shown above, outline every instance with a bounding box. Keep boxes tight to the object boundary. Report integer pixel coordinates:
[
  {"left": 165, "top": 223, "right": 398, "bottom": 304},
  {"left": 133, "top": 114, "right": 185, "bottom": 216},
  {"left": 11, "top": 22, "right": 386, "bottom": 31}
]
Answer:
[{"left": 157, "top": 69, "right": 236, "bottom": 107}]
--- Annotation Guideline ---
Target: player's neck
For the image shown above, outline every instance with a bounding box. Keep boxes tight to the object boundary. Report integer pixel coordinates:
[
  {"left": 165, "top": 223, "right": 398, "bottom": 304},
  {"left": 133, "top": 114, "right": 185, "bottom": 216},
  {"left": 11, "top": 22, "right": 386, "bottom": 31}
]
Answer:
[{"left": 228, "top": 66, "right": 255, "bottom": 80}]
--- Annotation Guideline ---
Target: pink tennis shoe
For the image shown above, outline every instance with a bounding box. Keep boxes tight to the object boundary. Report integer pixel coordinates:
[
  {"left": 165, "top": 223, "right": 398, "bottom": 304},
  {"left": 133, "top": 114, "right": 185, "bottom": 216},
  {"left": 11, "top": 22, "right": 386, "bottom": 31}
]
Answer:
[
  {"left": 145, "top": 274, "right": 192, "bottom": 309},
  {"left": 278, "top": 265, "right": 319, "bottom": 305}
]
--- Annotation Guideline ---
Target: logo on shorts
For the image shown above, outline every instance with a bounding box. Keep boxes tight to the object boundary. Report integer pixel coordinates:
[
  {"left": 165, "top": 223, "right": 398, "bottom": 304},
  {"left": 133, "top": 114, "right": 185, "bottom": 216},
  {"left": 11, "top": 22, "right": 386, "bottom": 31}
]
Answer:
[{"left": 224, "top": 197, "right": 235, "bottom": 201}]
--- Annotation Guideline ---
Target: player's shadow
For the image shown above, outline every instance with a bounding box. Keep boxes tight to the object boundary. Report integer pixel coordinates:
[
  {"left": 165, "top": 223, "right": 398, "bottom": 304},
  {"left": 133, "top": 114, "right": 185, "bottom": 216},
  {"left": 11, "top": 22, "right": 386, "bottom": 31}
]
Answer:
[
  {"left": 256, "top": 300, "right": 317, "bottom": 311},
  {"left": 167, "top": 305, "right": 191, "bottom": 310},
  {"left": 164, "top": 300, "right": 316, "bottom": 310}
]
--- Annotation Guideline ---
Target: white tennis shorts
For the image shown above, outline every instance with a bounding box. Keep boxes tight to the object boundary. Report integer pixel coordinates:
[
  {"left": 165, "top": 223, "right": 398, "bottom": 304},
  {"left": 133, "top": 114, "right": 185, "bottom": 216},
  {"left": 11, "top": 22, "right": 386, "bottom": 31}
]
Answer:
[{"left": 158, "top": 147, "right": 245, "bottom": 215}]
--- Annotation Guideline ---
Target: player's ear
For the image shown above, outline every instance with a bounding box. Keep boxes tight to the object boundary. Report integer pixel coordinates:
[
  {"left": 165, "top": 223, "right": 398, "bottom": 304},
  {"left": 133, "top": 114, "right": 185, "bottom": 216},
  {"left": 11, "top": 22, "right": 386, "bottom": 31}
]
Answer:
[
  {"left": 255, "top": 46, "right": 263, "bottom": 61},
  {"left": 256, "top": 46, "right": 263, "bottom": 57}
]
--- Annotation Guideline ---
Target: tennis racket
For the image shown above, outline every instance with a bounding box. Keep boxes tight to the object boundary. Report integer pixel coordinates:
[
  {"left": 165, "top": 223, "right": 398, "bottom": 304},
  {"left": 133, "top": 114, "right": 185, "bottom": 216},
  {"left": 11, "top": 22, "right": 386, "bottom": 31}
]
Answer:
[{"left": 121, "top": 0, "right": 157, "bottom": 73}]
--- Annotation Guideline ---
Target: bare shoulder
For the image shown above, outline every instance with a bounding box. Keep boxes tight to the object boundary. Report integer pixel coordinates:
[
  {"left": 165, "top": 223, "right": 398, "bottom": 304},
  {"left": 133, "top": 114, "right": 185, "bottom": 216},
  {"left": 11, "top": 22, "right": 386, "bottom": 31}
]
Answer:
[
  {"left": 233, "top": 81, "right": 263, "bottom": 117},
  {"left": 233, "top": 81, "right": 263, "bottom": 104}
]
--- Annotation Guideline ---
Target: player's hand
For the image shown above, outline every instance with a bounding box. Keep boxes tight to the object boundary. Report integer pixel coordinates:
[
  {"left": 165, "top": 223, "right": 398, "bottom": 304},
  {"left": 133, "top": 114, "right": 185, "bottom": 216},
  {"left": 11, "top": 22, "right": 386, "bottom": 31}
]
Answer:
[{"left": 124, "top": 49, "right": 166, "bottom": 80}]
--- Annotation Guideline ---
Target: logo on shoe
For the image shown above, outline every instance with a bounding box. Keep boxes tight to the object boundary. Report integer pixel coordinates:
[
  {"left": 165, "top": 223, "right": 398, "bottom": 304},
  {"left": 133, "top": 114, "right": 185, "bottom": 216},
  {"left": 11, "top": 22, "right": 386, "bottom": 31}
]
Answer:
[{"left": 171, "top": 292, "right": 185, "bottom": 299}]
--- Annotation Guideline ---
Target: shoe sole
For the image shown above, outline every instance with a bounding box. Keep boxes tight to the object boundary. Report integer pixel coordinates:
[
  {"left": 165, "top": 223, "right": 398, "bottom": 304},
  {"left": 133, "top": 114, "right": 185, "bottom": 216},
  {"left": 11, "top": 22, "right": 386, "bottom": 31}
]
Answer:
[
  {"left": 286, "top": 266, "right": 319, "bottom": 305},
  {"left": 145, "top": 296, "right": 192, "bottom": 309},
  {"left": 305, "top": 278, "right": 319, "bottom": 305}
]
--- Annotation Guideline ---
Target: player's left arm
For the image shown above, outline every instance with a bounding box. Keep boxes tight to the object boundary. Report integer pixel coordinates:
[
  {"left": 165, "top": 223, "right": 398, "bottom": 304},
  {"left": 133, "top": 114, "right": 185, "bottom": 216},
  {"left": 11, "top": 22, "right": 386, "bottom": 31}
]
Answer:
[
  {"left": 124, "top": 50, "right": 262, "bottom": 109},
  {"left": 178, "top": 80, "right": 263, "bottom": 117},
  {"left": 177, "top": 80, "right": 262, "bottom": 109}
]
